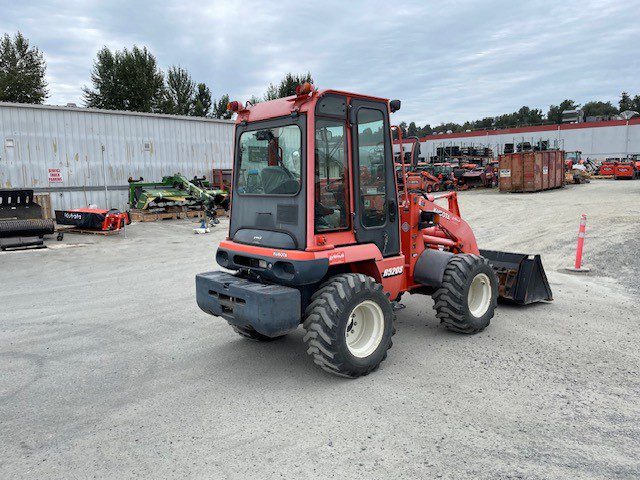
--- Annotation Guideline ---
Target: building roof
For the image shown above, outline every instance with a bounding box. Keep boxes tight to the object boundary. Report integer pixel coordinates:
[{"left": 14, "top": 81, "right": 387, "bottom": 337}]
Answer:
[{"left": 0, "top": 101, "right": 234, "bottom": 124}]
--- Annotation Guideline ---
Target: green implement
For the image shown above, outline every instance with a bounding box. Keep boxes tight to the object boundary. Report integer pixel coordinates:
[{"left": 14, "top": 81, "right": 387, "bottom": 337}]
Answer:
[{"left": 128, "top": 174, "right": 229, "bottom": 220}]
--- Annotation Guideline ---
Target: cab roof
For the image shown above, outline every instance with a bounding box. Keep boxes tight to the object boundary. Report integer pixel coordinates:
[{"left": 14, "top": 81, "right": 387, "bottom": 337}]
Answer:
[{"left": 234, "top": 89, "right": 390, "bottom": 124}]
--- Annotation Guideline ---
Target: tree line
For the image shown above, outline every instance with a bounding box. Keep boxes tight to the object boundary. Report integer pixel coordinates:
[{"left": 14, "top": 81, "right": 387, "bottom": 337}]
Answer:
[
  {"left": 0, "top": 31, "right": 313, "bottom": 118},
  {"left": 1, "top": 31, "right": 638, "bottom": 128},
  {"left": 401, "top": 93, "right": 640, "bottom": 138}
]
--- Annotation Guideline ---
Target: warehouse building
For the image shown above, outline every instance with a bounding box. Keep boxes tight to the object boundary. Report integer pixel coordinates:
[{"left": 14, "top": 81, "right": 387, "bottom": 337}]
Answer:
[
  {"left": 395, "top": 118, "right": 640, "bottom": 161},
  {"left": 0, "top": 102, "right": 235, "bottom": 211}
]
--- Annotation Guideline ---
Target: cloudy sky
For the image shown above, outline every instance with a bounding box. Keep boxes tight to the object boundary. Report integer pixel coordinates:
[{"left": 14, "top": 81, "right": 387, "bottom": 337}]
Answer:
[{"left": 3, "top": 0, "right": 640, "bottom": 125}]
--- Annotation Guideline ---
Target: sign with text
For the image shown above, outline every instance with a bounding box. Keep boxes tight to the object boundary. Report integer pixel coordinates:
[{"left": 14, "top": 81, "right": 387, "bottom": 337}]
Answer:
[{"left": 48, "top": 168, "right": 63, "bottom": 183}]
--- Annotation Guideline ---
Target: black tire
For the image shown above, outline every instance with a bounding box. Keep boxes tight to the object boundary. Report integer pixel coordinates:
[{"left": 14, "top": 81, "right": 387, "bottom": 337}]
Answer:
[
  {"left": 303, "top": 274, "right": 394, "bottom": 378},
  {"left": 433, "top": 254, "right": 498, "bottom": 334},
  {"left": 231, "top": 325, "right": 285, "bottom": 342}
]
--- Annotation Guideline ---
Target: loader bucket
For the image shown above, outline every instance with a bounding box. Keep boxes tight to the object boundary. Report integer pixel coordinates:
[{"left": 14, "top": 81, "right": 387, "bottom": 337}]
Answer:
[{"left": 480, "top": 249, "right": 553, "bottom": 304}]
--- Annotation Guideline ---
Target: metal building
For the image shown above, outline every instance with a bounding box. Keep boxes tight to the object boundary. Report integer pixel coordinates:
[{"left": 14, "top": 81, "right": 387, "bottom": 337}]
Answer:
[
  {"left": 395, "top": 118, "right": 640, "bottom": 161},
  {"left": 0, "top": 102, "right": 234, "bottom": 211}
]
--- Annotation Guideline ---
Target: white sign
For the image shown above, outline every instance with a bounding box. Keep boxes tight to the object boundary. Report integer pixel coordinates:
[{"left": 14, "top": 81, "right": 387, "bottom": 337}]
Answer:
[
  {"left": 500, "top": 169, "right": 511, "bottom": 178},
  {"left": 542, "top": 166, "right": 549, "bottom": 174},
  {"left": 48, "top": 168, "right": 63, "bottom": 183}
]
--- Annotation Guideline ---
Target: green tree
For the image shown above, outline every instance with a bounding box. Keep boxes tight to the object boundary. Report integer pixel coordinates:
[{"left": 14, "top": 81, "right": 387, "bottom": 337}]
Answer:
[
  {"left": 418, "top": 124, "right": 433, "bottom": 136},
  {"left": 212, "top": 94, "right": 233, "bottom": 119},
  {"left": 191, "top": 83, "right": 212, "bottom": 117},
  {"left": 632, "top": 95, "right": 640, "bottom": 113},
  {"left": 163, "top": 66, "right": 195, "bottom": 115},
  {"left": 407, "top": 121, "right": 418, "bottom": 137},
  {"left": 547, "top": 99, "right": 579, "bottom": 124},
  {"left": 0, "top": 32, "right": 48, "bottom": 103},
  {"left": 83, "top": 46, "right": 164, "bottom": 112},
  {"left": 619, "top": 91, "right": 633, "bottom": 112},
  {"left": 264, "top": 72, "right": 314, "bottom": 100},
  {"left": 582, "top": 100, "right": 617, "bottom": 117}
]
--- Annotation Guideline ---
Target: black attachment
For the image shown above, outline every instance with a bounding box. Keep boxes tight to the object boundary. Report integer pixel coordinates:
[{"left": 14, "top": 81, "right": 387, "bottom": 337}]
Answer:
[{"left": 480, "top": 249, "right": 553, "bottom": 304}]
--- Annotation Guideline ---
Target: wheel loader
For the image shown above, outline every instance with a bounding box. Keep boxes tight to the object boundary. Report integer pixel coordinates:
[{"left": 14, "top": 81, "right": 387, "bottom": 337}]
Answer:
[{"left": 196, "top": 84, "right": 552, "bottom": 378}]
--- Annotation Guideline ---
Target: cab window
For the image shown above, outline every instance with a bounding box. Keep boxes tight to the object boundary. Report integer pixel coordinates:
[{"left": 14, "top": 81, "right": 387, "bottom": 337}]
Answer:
[
  {"left": 315, "top": 118, "right": 348, "bottom": 231},
  {"left": 237, "top": 125, "right": 302, "bottom": 195},
  {"left": 357, "top": 109, "right": 386, "bottom": 227}
]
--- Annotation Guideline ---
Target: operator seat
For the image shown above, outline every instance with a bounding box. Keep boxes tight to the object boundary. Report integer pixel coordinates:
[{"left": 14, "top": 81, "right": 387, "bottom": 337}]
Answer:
[{"left": 261, "top": 166, "right": 299, "bottom": 194}]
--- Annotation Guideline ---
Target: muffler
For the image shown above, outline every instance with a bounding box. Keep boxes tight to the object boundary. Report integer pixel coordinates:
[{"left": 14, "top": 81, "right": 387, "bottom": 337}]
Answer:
[{"left": 480, "top": 249, "right": 553, "bottom": 304}]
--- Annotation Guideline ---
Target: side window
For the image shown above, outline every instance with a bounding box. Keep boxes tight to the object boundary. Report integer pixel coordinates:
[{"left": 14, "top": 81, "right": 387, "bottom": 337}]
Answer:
[
  {"left": 315, "top": 118, "right": 348, "bottom": 232},
  {"left": 357, "top": 108, "right": 386, "bottom": 227}
]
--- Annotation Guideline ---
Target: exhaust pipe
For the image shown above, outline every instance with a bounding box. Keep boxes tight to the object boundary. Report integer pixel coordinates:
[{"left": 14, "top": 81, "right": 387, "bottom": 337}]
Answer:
[{"left": 480, "top": 249, "right": 553, "bottom": 304}]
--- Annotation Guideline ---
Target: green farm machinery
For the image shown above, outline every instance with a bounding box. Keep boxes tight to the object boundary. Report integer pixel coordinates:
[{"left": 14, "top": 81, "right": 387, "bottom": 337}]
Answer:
[{"left": 128, "top": 173, "right": 229, "bottom": 222}]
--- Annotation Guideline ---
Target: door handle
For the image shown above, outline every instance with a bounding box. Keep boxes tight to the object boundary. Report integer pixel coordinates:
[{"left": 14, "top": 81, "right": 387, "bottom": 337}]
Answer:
[{"left": 388, "top": 199, "right": 397, "bottom": 222}]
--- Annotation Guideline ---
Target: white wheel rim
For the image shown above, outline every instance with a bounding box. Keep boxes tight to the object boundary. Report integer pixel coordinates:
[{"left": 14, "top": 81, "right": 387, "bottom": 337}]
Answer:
[
  {"left": 468, "top": 273, "right": 492, "bottom": 318},
  {"left": 345, "top": 300, "right": 385, "bottom": 358}
]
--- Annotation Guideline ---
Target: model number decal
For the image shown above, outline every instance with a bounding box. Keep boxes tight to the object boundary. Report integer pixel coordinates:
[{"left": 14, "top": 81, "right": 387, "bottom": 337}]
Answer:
[
  {"left": 273, "top": 251, "right": 288, "bottom": 258},
  {"left": 382, "top": 266, "right": 403, "bottom": 278}
]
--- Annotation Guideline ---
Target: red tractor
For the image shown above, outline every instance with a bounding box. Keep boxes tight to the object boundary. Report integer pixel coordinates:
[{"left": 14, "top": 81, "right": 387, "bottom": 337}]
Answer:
[{"left": 196, "top": 84, "right": 552, "bottom": 377}]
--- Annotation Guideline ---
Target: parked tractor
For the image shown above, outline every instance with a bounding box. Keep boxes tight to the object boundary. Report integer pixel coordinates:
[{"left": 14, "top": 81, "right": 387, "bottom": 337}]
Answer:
[{"left": 196, "top": 85, "right": 552, "bottom": 377}]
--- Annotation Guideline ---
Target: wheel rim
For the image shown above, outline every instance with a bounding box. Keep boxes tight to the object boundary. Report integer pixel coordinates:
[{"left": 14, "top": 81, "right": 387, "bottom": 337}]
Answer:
[
  {"left": 468, "top": 273, "right": 492, "bottom": 318},
  {"left": 345, "top": 300, "right": 385, "bottom": 358}
]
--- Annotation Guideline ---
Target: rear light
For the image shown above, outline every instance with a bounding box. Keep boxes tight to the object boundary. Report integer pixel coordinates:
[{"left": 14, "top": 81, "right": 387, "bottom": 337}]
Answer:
[
  {"left": 227, "top": 101, "right": 240, "bottom": 112},
  {"left": 295, "top": 82, "right": 313, "bottom": 96},
  {"left": 216, "top": 250, "right": 229, "bottom": 267}
]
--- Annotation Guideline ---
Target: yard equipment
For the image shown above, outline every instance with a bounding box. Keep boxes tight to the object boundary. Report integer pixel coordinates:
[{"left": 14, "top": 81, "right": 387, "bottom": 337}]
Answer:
[
  {"left": 395, "top": 138, "right": 442, "bottom": 194},
  {"left": 195, "top": 85, "right": 552, "bottom": 378},
  {"left": 613, "top": 156, "right": 639, "bottom": 179},
  {"left": 0, "top": 189, "right": 55, "bottom": 251},
  {"left": 55, "top": 208, "right": 130, "bottom": 232},
  {"left": 128, "top": 173, "right": 229, "bottom": 221}
]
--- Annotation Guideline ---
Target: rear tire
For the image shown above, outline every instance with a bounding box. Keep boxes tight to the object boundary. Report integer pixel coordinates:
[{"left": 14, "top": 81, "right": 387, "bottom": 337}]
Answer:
[
  {"left": 433, "top": 254, "right": 498, "bottom": 334},
  {"left": 231, "top": 325, "right": 285, "bottom": 341},
  {"left": 303, "top": 274, "right": 394, "bottom": 378}
]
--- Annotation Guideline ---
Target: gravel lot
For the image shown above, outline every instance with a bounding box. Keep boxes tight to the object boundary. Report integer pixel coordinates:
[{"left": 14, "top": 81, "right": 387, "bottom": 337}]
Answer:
[{"left": 1, "top": 180, "right": 639, "bottom": 479}]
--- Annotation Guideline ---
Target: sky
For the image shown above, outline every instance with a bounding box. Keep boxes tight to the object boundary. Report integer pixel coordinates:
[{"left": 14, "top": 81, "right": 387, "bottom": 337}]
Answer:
[{"left": 2, "top": 0, "right": 640, "bottom": 126}]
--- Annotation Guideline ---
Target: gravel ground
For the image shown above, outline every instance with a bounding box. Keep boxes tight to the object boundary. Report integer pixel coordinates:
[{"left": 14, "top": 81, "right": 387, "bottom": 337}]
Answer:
[{"left": 1, "top": 180, "right": 639, "bottom": 479}]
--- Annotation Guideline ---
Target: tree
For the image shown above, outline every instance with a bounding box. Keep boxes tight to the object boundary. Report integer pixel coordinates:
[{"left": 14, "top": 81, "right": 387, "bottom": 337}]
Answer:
[
  {"left": 582, "top": 100, "right": 618, "bottom": 118},
  {"left": 264, "top": 72, "right": 314, "bottom": 100},
  {"left": 211, "top": 94, "right": 232, "bottom": 119},
  {"left": 547, "top": 99, "right": 579, "bottom": 124},
  {"left": 619, "top": 91, "right": 633, "bottom": 113},
  {"left": 83, "top": 46, "right": 164, "bottom": 112},
  {"left": 407, "top": 121, "right": 418, "bottom": 137},
  {"left": 164, "top": 66, "right": 195, "bottom": 115},
  {"left": 0, "top": 32, "right": 48, "bottom": 103},
  {"left": 191, "top": 83, "right": 212, "bottom": 117}
]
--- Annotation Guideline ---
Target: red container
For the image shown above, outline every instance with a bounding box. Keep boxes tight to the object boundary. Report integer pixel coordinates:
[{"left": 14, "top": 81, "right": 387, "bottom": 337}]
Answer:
[{"left": 499, "top": 150, "right": 565, "bottom": 192}]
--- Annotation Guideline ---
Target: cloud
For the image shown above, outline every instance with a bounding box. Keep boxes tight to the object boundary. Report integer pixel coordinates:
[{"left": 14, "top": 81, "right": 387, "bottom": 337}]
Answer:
[{"left": 2, "top": 0, "right": 639, "bottom": 125}]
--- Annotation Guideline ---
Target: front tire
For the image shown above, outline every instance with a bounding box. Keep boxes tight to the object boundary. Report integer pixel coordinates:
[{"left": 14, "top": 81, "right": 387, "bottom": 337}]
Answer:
[
  {"left": 433, "top": 254, "right": 498, "bottom": 334},
  {"left": 303, "top": 274, "right": 394, "bottom": 378}
]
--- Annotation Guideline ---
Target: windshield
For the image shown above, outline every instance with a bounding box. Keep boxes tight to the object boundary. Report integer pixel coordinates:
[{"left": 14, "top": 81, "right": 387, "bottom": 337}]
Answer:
[{"left": 236, "top": 125, "right": 302, "bottom": 195}]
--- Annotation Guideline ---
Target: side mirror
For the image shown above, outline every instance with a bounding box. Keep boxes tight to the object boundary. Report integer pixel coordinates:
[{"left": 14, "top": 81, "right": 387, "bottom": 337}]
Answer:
[{"left": 390, "top": 99, "right": 401, "bottom": 113}]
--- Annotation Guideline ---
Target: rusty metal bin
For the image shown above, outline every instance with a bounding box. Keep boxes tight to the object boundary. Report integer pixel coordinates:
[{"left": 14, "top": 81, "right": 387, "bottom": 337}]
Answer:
[{"left": 499, "top": 150, "right": 565, "bottom": 192}]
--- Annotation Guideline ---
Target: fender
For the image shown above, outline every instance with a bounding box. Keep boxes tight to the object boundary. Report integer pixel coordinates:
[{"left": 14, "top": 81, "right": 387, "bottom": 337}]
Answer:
[{"left": 413, "top": 248, "right": 454, "bottom": 288}]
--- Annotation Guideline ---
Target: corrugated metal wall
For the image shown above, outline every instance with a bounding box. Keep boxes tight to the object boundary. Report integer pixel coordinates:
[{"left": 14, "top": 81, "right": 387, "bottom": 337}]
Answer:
[
  {"left": 0, "top": 102, "right": 234, "bottom": 211},
  {"left": 395, "top": 120, "right": 640, "bottom": 161}
]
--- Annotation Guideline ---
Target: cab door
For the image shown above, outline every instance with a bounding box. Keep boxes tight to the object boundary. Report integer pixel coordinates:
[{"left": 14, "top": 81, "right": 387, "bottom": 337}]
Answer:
[{"left": 350, "top": 99, "right": 400, "bottom": 257}]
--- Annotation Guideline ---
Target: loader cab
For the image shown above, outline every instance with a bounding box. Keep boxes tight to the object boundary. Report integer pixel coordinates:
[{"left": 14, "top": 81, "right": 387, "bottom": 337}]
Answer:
[{"left": 229, "top": 89, "right": 400, "bottom": 258}]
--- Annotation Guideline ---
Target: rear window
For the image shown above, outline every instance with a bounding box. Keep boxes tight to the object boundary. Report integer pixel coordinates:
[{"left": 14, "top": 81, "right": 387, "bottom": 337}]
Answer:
[{"left": 236, "top": 125, "right": 302, "bottom": 195}]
